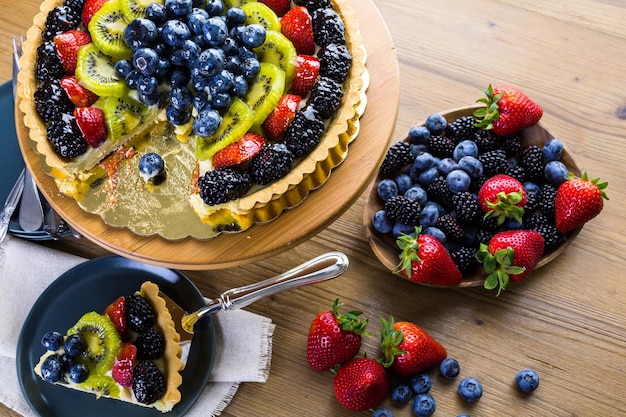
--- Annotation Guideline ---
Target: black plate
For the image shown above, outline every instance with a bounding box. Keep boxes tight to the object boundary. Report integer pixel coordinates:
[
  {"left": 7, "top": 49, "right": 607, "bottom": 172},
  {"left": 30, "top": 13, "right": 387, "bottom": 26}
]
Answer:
[{"left": 16, "top": 256, "right": 216, "bottom": 417}]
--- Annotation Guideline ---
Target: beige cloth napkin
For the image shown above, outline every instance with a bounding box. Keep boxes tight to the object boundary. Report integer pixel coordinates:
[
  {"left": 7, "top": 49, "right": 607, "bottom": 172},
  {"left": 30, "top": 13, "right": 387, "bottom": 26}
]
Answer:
[{"left": 0, "top": 236, "right": 275, "bottom": 417}]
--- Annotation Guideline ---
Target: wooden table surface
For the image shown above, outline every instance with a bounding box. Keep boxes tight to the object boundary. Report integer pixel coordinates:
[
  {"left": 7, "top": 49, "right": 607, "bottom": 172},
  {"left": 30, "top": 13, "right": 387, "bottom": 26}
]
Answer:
[{"left": 2, "top": 0, "right": 625, "bottom": 416}]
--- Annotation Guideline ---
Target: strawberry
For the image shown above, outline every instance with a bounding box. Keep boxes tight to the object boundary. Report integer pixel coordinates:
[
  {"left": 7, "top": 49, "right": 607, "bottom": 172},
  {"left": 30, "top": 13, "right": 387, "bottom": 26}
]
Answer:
[
  {"left": 259, "top": 0, "right": 291, "bottom": 16},
  {"left": 555, "top": 172, "right": 608, "bottom": 233},
  {"left": 212, "top": 133, "right": 266, "bottom": 169},
  {"left": 60, "top": 76, "right": 98, "bottom": 107},
  {"left": 111, "top": 342, "right": 137, "bottom": 388},
  {"left": 74, "top": 106, "right": 108, "bottom": 148},
  {"left": 104, "top": 295, "right": 126, "bottom": 336},
  {"left": 262, "top": 94, "right": 302, "bottom": 140},
  {"left": 290, "top": 55, "right": 320, "bottom": 97},
  {"left": 333, "top": 357, "right": 388, "bottom": 411},
  {"left": 281, "top": 6, "right": 315, "bottom": 55},
  {"left": 477, "top": 230, "right": 545, "bottom": 295},
  {"left": 478, "top": 174, "right": 527, "bottom": 224},
  {"left": 307, "top": 298, "right": 370, "bottom": 372},
  {"left": 380, "top": 317, "right": 447, "bottom": 377},
  {"left": 474, "top": 84, "right": 543, "bottom": 136},
  {"left": 395, "top": 226, "right": 463, "bottom": 286},
  {"left": 82, "top": 0, "right": 109, "bottom": 26},
  {"left": 53, "top": 30, "right": 92, "bottom": 75}
]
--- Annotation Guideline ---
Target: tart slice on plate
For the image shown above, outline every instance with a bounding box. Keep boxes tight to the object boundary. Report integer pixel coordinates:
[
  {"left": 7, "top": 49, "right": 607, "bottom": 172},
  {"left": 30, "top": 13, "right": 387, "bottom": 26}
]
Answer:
[{"left": 34, "top": 282, "right": 184, "bottom": 412}]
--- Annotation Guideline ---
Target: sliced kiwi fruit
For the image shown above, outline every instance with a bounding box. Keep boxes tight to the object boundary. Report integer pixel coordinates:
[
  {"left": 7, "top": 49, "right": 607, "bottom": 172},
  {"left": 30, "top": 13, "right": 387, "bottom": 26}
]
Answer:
[
  {"left": 77, "top": 375, "right": 121, "bottom": 399},
  {"left": 121, "top": 0, "right": 163, "bottom": 21},
  {"left": 241, "top": 2, "right": 281, "bottom": 32},
  {"left": 95, "top": 95, "right": 150, "bottom": 143},
  {"left": 66, "top": 312, "right": 121, "bottom": 376},
  {"left": 223, "top": 0, "right": 256, "bottom": 8},
  {"left": 88, "top": 0, "right": 132, "bottom": 60},
  {"left": 253, "top": 30, "right": 297, "bottom": 90},
  {"left": 196, "top": 97, "right": 254, "bottom": 161},
  {"left": 75, "top": 44, "right": 129, "bottom": 97},
  {"left": 244, "top": 62, "right": 286, "bottom": 127}
]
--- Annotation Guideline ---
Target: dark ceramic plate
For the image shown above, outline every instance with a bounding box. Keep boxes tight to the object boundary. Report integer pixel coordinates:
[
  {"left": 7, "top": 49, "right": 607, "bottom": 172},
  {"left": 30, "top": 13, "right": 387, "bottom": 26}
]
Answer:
[{"left": 16, "top": 256, "right": 216, "bottom": 417}]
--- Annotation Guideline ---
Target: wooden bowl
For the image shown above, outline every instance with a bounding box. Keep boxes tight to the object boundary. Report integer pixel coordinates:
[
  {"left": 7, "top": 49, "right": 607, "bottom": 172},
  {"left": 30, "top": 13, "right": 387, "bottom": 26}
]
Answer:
[{"left": 363, "top": 106, "right": 583, "bottom": 288}]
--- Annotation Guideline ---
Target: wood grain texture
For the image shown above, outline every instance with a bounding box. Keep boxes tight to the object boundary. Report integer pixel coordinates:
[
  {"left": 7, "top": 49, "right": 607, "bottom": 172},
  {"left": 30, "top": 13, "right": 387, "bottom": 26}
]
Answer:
[{"left": 2, "top": 0, "right": 626, "bottom": 416}]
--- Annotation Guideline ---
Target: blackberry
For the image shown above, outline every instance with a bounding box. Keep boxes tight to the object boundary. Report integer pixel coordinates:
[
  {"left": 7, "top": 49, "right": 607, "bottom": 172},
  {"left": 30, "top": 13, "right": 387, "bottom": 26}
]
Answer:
[
  {"left": 199, "top": 167, "right": 252, "bottom": 205},
  {"left": 34, "top": 79, "right": 74, "bottom": 123},
  {"left": 135, "top": 328, "right": 164, "bottom": 360},
  {"left": 500, "top": 134, "right": 522, "bottom": 157},
  {"left": 523, "top": 191, "right": 540, "bottom": 215},
  {"left": 452, "top": 191, "right": 480, "bottom": 224},
  {"left": 436, "top": 214, "right": 464, "bottom": 241},
  {"left": 380, "top": 141, "right": 413, "bottom": 175},
  {"left": 426, "top": 177, "right": 453, "bottom": 209},
  {"left": 35, "top": 40, "right": 64, "bottom": 84},
  {"left": 317, "top": 43, "right": 352, "bottom": 83},
  {"left": 477, "top": 228, "right": 495, "bottom": 245},
  {"left": 64, "top": 0, "right": 86, "bottom": 13},
  {"left": 538, "top": 183, "right": 557, "bottom": 220},
  {"left": 520, "top": 145, "right": 544, "bottom": 182},
  {"left": 301, "top": 0, "right": 333, "bottom": 12},
  {"left": 478, "top": 149, "right": 508, "bottom": 177},
  {"left": 427, "top": 135, "right": 455, "bottom": 158},
  {"left": 250, "top": 143, "right": 295, "bottom": 185},
  {"left": 132, "top": 360, "right": 166, "bottom": 405},
  {"left": 527, "top": 214, "right": 565, "bottom": 251},
  {"left": 309, "top": 77, "right": 343, "bottom": 119},
  {"left": 284, "top": 105, "right": 325, "bottom": 157},
  {"left": 384, "top": 195, "right": 420, "bottom": 225},
  {"left": 46, "top": 114, "right": 88, "bottom": 159},
  {"left": 312, "top": 8, "right": 346, "bottom": 46},
  {"left": 42, "top": 5, "right": 80, "bottom": 40},
  {"left": 505, "top": 164, "right": 526, "bottom": 183},
  {"left": 124, "top": 294, "right": 156, "bottom": 333},
  {"left": 445, "top": 116, "right": 478, "bottom": 143},
  {"left": 451, "top": 246, "right": 479, "bottom": 274},
  {"left": 473, "top": 130, "right": 499, "bottom": 153}
]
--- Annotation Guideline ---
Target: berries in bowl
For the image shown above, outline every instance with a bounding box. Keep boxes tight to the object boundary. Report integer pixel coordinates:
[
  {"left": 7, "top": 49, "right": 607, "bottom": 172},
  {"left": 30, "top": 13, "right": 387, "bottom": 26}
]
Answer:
[{"left": 364, "top": 85, "right": 608, "bottom": 292}]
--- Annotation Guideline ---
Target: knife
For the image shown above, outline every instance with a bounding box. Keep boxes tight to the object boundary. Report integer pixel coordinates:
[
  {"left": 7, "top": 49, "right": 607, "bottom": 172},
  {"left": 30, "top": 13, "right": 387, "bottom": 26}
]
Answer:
[{"left": 0, "top": 170, "right": 25, "bottom": 243}]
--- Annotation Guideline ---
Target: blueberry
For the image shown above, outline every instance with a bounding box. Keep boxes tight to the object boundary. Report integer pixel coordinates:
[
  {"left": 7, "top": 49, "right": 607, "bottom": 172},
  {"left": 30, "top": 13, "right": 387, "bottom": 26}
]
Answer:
[
  {"left": 167, "top": 67, "right": 190, "bottom": 87},
  {"left": 453, "top": 139, "right": 478, "bottom": 160},
  {"left": 133, "top": 47, "right": 160, "bottom": 76},
  {"left": 221, "top": 37, "right": 240, "bottom": 56},
  {"left": 377, "top": 178, "right": 398, "bottom": 202},
  {"left": 68, "top": 362, "right": 89, "bottom": 383},
  {"left": 412, "top": 393, "right": 436, "bottom": 417},
  {"left": 458, "top": 377, "right": 483, "bottom": 402},
  {"left": 410, "top": 144, "right": 428, "bottom": 157},
  {"left": 457, "top": 156, "right": 484, "bottom": 178},
  {"left": 456, "top": 414, "right": 471, "bottom": 417},
  {"left": 161, "top": 20, "right": 191, "bottom": 48},
  {"left": 372, "top": 210, "right": 394, "bottom": 234},
  {"left": 463, "top": 224, "right": 479, "bottom": 246},
  {"left": 446, "top": 169, "right": 471, "bottom": 193},
  {"left": 224, "top": 55, "right": 242, "bottom": 73},
  {"left": 231, "top": 74, "right": 248, "bottom": 97},
  {"left": 418, "top": 167, "right": 439, "bottom": 186},
  {"left": 438, "top": 157, "right": 459, "bottom": 176},
  {"left": 58, "top": 353, "right": 75, "bottom": 372},
  {"left": 165, "top": 0, "right": 193, "bottom": 17},
  {"left": 40, "top": 354, "right": 64, "bottom": 383},
  {"left": 423, "top": 226, "right": 446, "bottom": 243},
  {"left": 211, "top": 91, "right": 232, "bottom": 109},
  {"left": 544, "top": 160, "right": 568, "bottom": 186},
  {"left": 408, "top": 125, "right": 430, "bottom": 144},
  {"left": 187, "top": 8, "right": 209, "bottom": 35},
  {"left": 506, "top": 218, "right": 524, "bottom": 229},
  {"left": 41, "top": 331, "right": 63, "bottom": 351},
  {"left": 209, "top": 69, "right": 234, "bottom": 93},
  {"left": 241, "top": 24, "right": 267, "bottom": 48},
  {"left": 144, "top": 2, "right": 168, "bottom": 25},
  {"left": 64, "top": 334, "right": 85, "bottom": 357},
  {"left": 123, "top": 18, "right": 158, "bottom": 50},
  {"left": 169, "top": 86, "right": 193, "bottom": 110},
  {"left": 125, "top": 70, "right": 142, "bottom": 90},
  {"left": 139, "top": 153, "right": 165, "bottom": 180},
  {"left": 410, "top": 373, "right": 432, "bottom": 394},
  {"left": 193, "top": 108, "right": 222, "bottom": 137},
  {"left": 204, "top": 0, "right": 224, "bottom": 16},
  {"left": 404, "top": 186, "right": 427, "bottom": 206},
  {"left": 523, "top": 181, "right": 540, "bottom": 197},
  {"left": 414, "top": 152, "right": 436, "bottom": 171},
  {"left": 391, "top": 383, "right": 413, "bottom": 404},
  {"left": 393, "top": 222, "right": 414, "bottom": 238},
  {"left": 193, "top": 91, "right": 211, "bottom": 112},
  {"left": 440, "top": 357, "right": 461, "bottom": 379},
  {"left": 424, "top": 113, "right": 447, "bottom": 135},
  {"left": 170, "top": 39, "right": 201, "bottom": 65},
  {"left": 195, "top": 48, "right": 225, "bottom": 78},
  {"left": 515, "top": 368, "right": 539, "bottom": 393},
  {"left": 155, "top": 58, "right": 171, "bottom": 78},
  {"left": 419, "top": 203, "right": 440, "bottom": 228},
  {"left": 137, "top": 75, "right": 159, "bottom": 96},
  {"left": 203, "top": 16, "right": 229, "bottom": 47},
  {"left": 395, "top": 173, "right": 413, "bottom": 194},
  {"left": 543, "top": 138, "right": 563, "bottom": 162},
  {"left": 226, "top": 7, "right": 247, "bottom": 27},
  {"left": 373, "top": 409, "right": 394, "bottom": 417},
  {"left": 115, "top": 59, "right": 133, "bottom": 78},
  {"left": 166, "top": 105, "right": 191, "bottom": 125}
]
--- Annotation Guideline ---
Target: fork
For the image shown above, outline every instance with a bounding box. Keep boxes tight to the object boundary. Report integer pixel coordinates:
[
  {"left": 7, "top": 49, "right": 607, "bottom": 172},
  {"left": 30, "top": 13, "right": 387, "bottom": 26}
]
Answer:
[{"left": 0, "top": 169, "right": 25, "bottom": 243}]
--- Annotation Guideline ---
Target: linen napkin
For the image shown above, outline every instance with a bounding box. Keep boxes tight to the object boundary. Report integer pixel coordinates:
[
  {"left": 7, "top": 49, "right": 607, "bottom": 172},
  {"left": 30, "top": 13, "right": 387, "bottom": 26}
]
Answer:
[{"left": 0, "top": 235, "right": 275, "bottom": 417}]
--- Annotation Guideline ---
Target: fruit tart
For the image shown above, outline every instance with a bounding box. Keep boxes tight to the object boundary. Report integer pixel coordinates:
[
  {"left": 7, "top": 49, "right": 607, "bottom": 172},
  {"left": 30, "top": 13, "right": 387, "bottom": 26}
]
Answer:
[
  {"left": 34, "top": 281, "right": 184, "bottom": 412},
  {"left": 17, "top": 0, "right": 367, "bottom": 237}
]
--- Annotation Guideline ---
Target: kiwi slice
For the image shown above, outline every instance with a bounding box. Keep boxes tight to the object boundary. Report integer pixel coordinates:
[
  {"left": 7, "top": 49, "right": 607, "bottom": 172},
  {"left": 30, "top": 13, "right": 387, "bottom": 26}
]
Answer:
[
  {"left": 241, "top": 2, "right": 281, "bottom": 32},
  {"left": 223, "top": 0, "right": 256, "bottom": 8},
  {"left": 196, "top": 98, "right": 254, "bottom": 161},
  {"left": 88, "top": 0, "right": 132, "bottom": 60},
  {"left": 121, "top": 0, "right": 163, "bottom": 21},
  {"left": 66, "top": 312, "right": 121, "bottom": 376},
  {"left": 95, "top": 95, "right": 149, "bottom": 143},
  {"left": 244, "top": 62, "right": 286, "bottom": 127},
  {"left": 253, "top": 31, "right": 297, "bottom": 91},
  {"left": 75, "top": 44, "right": 129, "bottom": 97},
  {"left": 77, "top": 375, "right": 121, "bottom": 399}
]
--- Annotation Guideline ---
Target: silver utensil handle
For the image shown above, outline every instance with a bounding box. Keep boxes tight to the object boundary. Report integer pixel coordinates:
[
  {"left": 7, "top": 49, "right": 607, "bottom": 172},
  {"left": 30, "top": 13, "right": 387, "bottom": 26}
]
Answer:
[
  {"left": 0, "top": 211, "right": 12, "bottom": 242},
  {"left": 198, "top": 252, "right": 349, "bottom": 318}
]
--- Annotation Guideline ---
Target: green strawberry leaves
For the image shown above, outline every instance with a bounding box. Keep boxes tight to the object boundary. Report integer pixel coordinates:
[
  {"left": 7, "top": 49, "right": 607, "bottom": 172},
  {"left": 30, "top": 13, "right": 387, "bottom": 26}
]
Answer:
[
  {"left": 476, "top": 244, "right": 526, "bottom": 296},
  {"left": 473, "top": 84, "right": 503, "bottom": 131}
]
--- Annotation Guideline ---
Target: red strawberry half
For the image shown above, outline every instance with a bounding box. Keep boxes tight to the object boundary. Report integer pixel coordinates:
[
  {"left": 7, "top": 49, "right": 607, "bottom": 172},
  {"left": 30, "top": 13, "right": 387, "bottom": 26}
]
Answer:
[
  {"left": 281, "top": 6, "right": 315, "bottom": 55},
  {"left": 111, "top": 342, "right": 137, "bottom": 388},
  {"left": 82, "top": 0, "right": 109, "bottom": 26},
  {"left": 60, "top": 76, "right": 98, "bottom": 107},
  {"left": 259, "top": 0, "right": 291, "bottom": 16},
  {"left": 555, "top": 172, "right": 608, "bottom": 233},
  {"left": 104, "top": 295, "right": 126, "bottom": 336},
  {"left": 262, "top": 94, "right": 301, "bottom": 140},
  {"left": 290, "top": 55, "right": 320, "bottom": 97},
  {"left": 474, "top": 84, "right": 543, "bottom": 136},
  {"left": 212, "top": 133, "right": 266, "bottom": 169},
  {"left": 53, "top": 30, "right": 92, "bottom": 75},
  {"left": 74, "top": 106, "right": 108, "bottom": 148},
  {"left": 333, "top": 357, "right": 388, "bottom": 411}
]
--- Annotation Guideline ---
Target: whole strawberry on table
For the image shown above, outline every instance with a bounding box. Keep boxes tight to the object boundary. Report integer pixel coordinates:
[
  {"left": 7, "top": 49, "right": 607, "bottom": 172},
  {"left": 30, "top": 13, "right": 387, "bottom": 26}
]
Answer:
[{"left": 372, "top": 84, "right": 609, "bottom": 293}]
